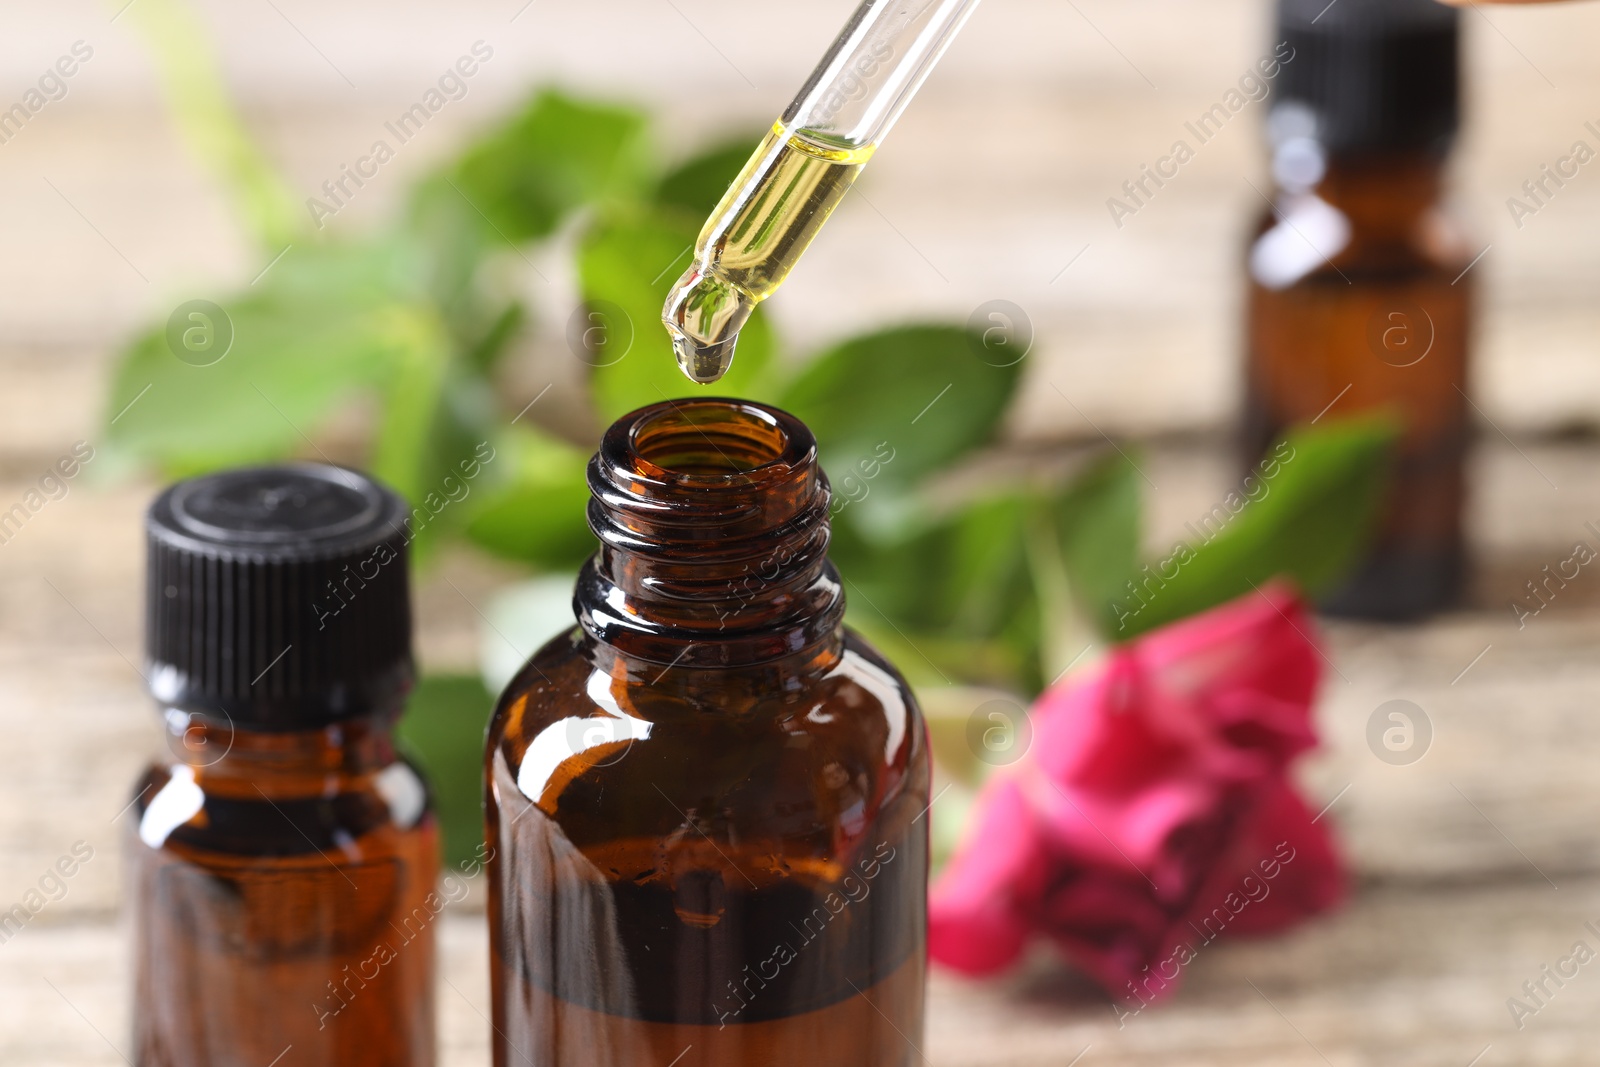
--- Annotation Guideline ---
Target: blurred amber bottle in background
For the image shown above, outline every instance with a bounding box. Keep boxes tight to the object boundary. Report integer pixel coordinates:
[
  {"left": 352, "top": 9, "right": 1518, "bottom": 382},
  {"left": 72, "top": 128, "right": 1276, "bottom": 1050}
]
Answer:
[
  {"left": 485, "top": 399, "right": 929, "bottom": 1067},
  {"left": 1244, "top": 0, "right": 1473, "bottom": 619},
  {"left": 131, "top": 466, "right": 437, "bottom": 1066}
]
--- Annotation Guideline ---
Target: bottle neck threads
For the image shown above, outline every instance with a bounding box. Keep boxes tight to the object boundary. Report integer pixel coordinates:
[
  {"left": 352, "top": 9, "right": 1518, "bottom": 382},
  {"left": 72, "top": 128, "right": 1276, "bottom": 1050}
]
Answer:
[{"left": 576, "top": 399, "right": 844, "bottom": 669}]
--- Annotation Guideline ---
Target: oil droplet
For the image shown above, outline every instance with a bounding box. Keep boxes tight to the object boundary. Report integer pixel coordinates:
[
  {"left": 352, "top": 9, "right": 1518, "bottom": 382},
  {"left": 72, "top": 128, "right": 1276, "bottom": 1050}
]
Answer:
[{"left": 663, "top": 267, "right": 756, "bottom": 385}]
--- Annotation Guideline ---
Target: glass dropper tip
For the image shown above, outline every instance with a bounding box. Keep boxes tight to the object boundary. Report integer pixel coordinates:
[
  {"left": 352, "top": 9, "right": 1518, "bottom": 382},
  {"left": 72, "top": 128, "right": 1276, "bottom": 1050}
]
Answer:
[
  {"left": 662, "top": 266, "right": 756, "bottom": 385},
  {"left": 668, "top": 327, "right": 739, "bottom": 385}
]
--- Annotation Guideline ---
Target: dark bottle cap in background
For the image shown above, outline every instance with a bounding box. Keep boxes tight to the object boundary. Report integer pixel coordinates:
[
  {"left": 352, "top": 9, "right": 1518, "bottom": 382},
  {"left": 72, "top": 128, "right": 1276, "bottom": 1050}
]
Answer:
[
  {"left": 1275, "top": 0, "right": 1461, "bottom": 155},
  {"left": 146, "top": 464, "right": 414, "bottom": 728}
]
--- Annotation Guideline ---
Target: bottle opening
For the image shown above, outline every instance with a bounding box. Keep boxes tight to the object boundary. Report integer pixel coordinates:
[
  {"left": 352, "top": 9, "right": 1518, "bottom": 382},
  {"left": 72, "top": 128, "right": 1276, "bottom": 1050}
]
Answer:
[
  {"left": 627, "top": 399, "right": 808, "bottom": 484},
  {"left": 581, "top": 398, "right": 841, "bottom": 666}
]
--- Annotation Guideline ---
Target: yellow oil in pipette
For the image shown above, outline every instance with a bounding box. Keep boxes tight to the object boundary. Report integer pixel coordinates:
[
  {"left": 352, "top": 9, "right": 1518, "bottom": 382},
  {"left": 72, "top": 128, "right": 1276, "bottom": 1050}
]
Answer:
[
  {"left": 661, "top": 0, "right": 983, "bottom": 383},
  {"left": 663, "top": 122, "right": 875, "bottom": 384}
]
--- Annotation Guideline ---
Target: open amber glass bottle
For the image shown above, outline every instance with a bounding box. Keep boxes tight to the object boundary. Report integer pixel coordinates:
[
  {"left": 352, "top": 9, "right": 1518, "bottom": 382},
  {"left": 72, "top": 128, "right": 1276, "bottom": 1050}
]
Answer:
[
  {"left": 1243, "top": 0, "right": 1472, "bottom": 619},
  {"left": 485, "top": 399, "right": 929, "bottom": 1066},
  {"left": 130, "top": 465, "right": 438, "bottom": 1066}
]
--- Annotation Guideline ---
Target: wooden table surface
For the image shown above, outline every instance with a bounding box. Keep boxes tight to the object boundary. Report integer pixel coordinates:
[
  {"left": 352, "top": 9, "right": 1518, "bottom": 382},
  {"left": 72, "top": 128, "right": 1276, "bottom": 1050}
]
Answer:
[{"left": 4, "top": 1, "right": 1600, "bottom": 1064}]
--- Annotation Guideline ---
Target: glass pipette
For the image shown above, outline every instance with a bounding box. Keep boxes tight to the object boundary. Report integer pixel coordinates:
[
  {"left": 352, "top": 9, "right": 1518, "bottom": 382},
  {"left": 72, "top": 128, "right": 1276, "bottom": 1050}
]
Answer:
[{"left": 662, "top": 0, "right": 984, "bottom": 384}]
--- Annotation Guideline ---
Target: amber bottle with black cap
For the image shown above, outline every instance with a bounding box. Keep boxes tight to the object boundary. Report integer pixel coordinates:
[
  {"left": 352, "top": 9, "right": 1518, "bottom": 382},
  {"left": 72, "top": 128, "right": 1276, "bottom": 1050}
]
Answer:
[
  {"left": 1243, "top": 0, "right": 1472, "bottom": 619},
  {"left": 130, "top": 464, "right": 437, "bottom": 1067},
  {"left": 485, "top": 399, "right": 929, "bottom": 1066}
]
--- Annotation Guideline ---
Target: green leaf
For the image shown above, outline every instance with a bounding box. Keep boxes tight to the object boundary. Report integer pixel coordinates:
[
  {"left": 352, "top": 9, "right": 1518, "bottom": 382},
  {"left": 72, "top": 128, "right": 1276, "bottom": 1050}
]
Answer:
[
  {"left": 104, "top": 239, "right": 437, "bottom": 473},
  {"left": 834, "top": 456, "right": 1138, "bottom": 690},
  {"left": 373, "top": 371, "right": 504, "bottom": 563},
  {"left": 369, "top": 318, "right": 456, "bottom": 503},
  {"left": 1112, "top": 415, "right": 1397, "bottom": 638},
  {"left": 464, "top": 424, "right": 595, "bottom": 569},
  {"left": 843, "top": 614, "right": 1028, "bottom": 693},
  {"left": 1048, "top": 451, "right": 1143, "bottom": 631},
  {"left": 778, "top": 324, "right": 1022, "bottom": 497},
  {"left": 579, "top": 206, "right": 780, "bottom": 422},
  {"left": 404, "top": 179, "right": 530, "bottom": 375},
  {"left": 921, "top": 495, "right": 1040, "bottom": 646},
  {"left": 448, "top": 89, "right": 650, "bottom": 245},
  {"left": 831, "top": 491, "right": 1041, "bottom": 691},
  {"left": 397, "top": 673, "right": 495, "bottom": 869},
  {"left": 406, "top": 172, "right": 498, "bottom": 326},
  {"left": 652, "top": 132, "right": 763, "bottom": 219}
]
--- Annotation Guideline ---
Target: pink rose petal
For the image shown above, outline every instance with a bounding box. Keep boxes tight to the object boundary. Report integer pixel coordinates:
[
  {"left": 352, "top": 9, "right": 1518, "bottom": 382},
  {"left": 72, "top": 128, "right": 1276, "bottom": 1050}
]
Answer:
[{"left": 929, "top": 582, "right": 1345, "bottom": 1000}]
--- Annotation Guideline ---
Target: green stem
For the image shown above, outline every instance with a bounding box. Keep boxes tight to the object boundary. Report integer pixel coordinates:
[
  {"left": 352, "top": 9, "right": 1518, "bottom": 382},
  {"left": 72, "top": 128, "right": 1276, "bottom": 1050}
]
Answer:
[
  {"left": 121, "top": 0, "right": 303, "bottom": 250},
  {"left": 1024, "top": 504, "right": 1096, "bottom": 688}
]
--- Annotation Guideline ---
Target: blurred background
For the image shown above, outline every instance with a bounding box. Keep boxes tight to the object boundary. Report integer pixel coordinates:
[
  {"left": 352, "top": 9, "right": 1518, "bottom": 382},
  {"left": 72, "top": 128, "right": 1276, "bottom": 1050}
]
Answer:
[{"left": 3, "top": 0, "right": 1600, "bottom": 1063}]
